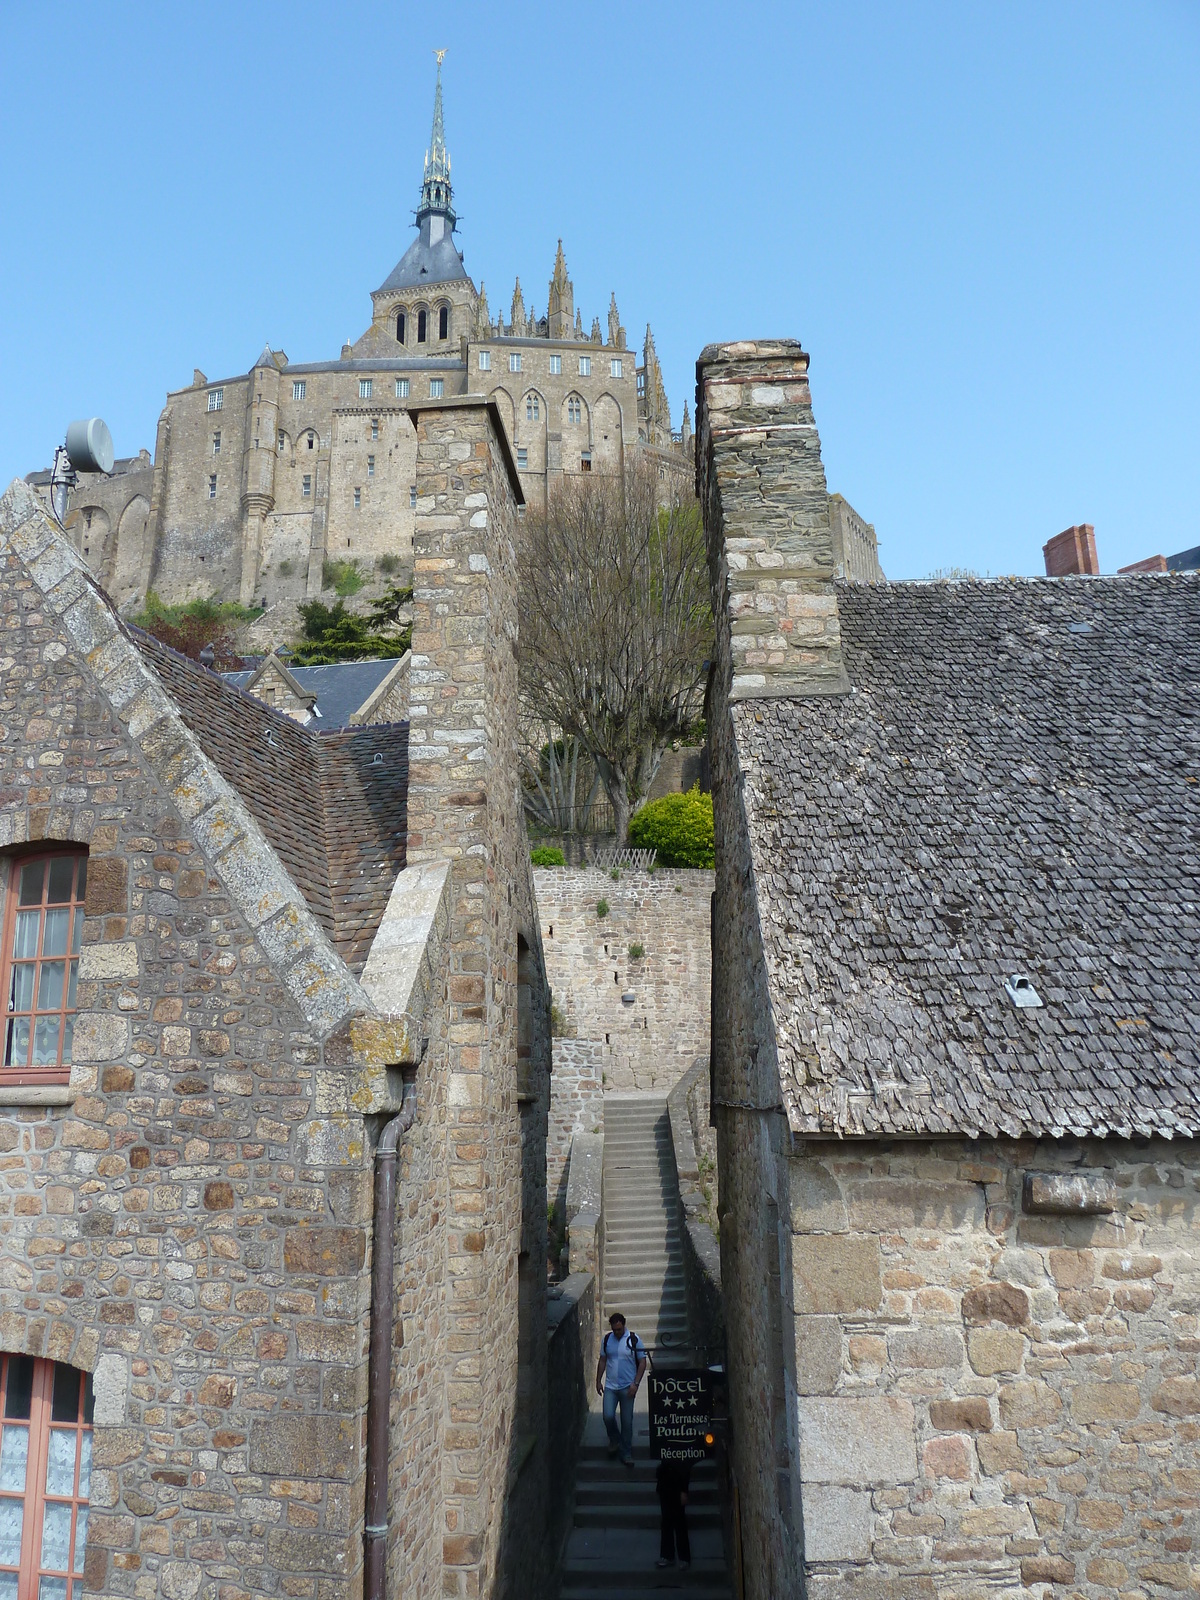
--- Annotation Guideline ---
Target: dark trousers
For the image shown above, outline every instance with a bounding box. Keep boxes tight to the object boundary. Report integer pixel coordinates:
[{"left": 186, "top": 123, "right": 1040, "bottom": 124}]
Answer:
[{"left": 658, "top": 1486, "right": 690, "bottom": 1564}]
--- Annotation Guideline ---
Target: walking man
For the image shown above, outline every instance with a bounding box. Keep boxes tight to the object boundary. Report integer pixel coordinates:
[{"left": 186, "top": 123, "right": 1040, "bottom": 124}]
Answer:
[
  {"left": 656, "top": 1457, "right": 692, "bottom": 1569},
  {"left": 596, "top": 1312, "right": 647, "bottom": 1467}
]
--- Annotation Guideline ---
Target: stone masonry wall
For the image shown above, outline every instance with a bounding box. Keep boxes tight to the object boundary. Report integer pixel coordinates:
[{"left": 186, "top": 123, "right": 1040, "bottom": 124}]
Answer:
[
  {"left": 547, "top": 1038, "right": 605, "bottom": 1216},
  {"left": 789, "top": 1135, "right": 1200, "bottom": 1600},
  {"left": 534, "top": 866, "right": 712, "bottom": 1094},
  {"left": 405, "top": 399, "right": 552, "bottom": 1600},
  {"left": 0, "top": 483, "right": 435, "bottom": 1600}
]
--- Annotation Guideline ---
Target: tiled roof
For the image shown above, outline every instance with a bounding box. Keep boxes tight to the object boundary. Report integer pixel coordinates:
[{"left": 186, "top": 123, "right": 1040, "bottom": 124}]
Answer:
[
  {"left": 736, "top": 576, "right": 1200, "bottom": 1140},
  {"left": 133, "top": 631, "right": 408, "bottom": 974},
  {"left": 222, "top": 658, "right": 400, "bottom": 729}
]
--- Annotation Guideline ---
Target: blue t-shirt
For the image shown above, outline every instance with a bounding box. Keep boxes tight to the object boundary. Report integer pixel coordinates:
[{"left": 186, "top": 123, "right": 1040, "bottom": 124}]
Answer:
[{"left": 602, "top": 1329, "right": 644, "bottom": 1389}]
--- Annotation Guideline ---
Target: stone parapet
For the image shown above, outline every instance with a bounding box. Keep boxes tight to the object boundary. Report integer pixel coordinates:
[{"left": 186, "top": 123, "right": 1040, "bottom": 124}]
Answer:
[
  {"left": 696, "top": 339, "right": 848, "bottom": 700},
  {"left": 666, "top": 1058, "right": 724, "bottom": 1363}
]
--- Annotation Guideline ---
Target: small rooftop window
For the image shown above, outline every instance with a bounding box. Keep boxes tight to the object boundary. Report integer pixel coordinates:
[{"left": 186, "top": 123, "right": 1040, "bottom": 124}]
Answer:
[{"left": 1004, "top": 974, "right": 1043, "bottom": 1009}]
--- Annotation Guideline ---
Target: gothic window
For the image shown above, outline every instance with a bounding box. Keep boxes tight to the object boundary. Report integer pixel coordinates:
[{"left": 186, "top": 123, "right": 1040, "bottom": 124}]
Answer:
[
  {"left": 526, "top": 394, "right": 540, "bottom": 421},
  {"left": 307, "top": 432, "right": 316, "bottom": 449},
  {"left": 2, "top": 852, "right": 87, "bottom": 1082},
  {"left": 438, "top": 306, "right": 449, "bottom": 340},
  {"left": 396, "top": 311, "right": 406, "bottom": 344},
  {"left": 0, "top": 1355, "right": 94, "bottom": 1599},
  {"left": 567, "top": 397, "right": 582, "bottom": 424},
  {"left": 417, "top": 310, "right": 427, "bottom": 343}
]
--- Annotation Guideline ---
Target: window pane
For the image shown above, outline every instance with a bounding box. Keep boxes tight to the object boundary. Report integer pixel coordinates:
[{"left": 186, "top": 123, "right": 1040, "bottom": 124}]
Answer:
[
  {"left": 0, "top": 1572, "right": 18, "bottom": 1600},
  {"left": 77, "top": 1428, "right": 91, "bottom": 1489},
  {"left": 42, "top": 910, "right": 69, "bottom": 958},
  {"left": 60, "top": 1018, "right": 73, "bottom": 1066},
  {"left": 66, "top": 963, "right": 77, "bottom": 1011},
  {"left": 32, "top": 1017, "right": 61, "bottom": 1065},
  {"left": 13, "top": 911, "right": 39, "bottom": 960},
  {"left": 41, "top": 1501, "right": 72, "bottom": 1571},
  {"left": 75, "top": 860, "right": 86, "bottom": 904},
  {"left": 18, "top": 862, "right": 45, "bottom": 906},
  {"left": 38, "top": 1577, "right": 67, "bottom": 1600},
  {"left": 0, "top": 1500, "right": 22, "bottom": 1564},
  {"left": 70, "top": 910, "right": 83, "bottom": 956},
  {"left": 45, "top": 1432, "right": 75, "bottom": 1496},
  {"left": 50, "top": 1369, "right": 79, "bottom": 1426},
  {"left": 4, "top": 1359, "right": 33, "bottom": 1420},
  {"left": 72, "top": 1507, "right": 87, "bottom": 1572},
  {"left": 0, "top": 1425, "right": 28, "bottom": 1491},
  {"left": 5, "top": 1019, "right": 30, "bottom": 1067},
  {"left": 11, "top": 965, "right": 34, "bottom": 1012},
  {"left": 37, "top": 963, "right": 65, "bottom": 1012},
  {"left": 46, "top": 860, "right": 74, "bottom": 905}
]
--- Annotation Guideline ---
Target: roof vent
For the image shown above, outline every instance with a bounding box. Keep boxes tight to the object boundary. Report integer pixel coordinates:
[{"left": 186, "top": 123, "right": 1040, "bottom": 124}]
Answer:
[
  {"left": 1004, "top": 974, "right": 1043, "bottom": 1009},
  {"left": 373, "top": 752, "right": 384, "bottom": 765},
  {"left": 1068, "top": 622, "right": 1094, "bottom": 634}
]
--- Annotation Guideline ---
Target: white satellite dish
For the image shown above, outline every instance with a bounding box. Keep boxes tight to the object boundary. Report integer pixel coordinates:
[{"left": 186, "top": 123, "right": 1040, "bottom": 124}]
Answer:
[{"left": 65, "top": 417, "right": 115, "bottom": 476}]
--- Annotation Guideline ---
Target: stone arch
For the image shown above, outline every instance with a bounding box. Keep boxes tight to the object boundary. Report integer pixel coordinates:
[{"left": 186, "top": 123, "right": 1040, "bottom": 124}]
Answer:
[
  {"left": 435, "top": 300, "right": 451, "bottom": 342},
  {"left": 518, "top": 390, "right": 548, "bottom": 473},
  {"left": 592, "top": 393, "right": 624, "bottom": 474},
  {"left": 110, "top": 494, "right": 151, "bottom": 603},
  {"left": 412, "top": 303, "right": 431, "bottom": 345}
]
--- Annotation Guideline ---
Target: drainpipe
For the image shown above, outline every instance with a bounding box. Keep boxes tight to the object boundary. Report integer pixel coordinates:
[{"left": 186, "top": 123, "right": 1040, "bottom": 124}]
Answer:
[{"left": 365, "top": 1069, "right": 419, "bottom": 1600}]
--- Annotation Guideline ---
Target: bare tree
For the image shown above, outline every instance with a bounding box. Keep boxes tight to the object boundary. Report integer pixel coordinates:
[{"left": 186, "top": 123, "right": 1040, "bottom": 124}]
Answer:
[{"left": 518, "top": 461, "right": 711, "bottom": 844}]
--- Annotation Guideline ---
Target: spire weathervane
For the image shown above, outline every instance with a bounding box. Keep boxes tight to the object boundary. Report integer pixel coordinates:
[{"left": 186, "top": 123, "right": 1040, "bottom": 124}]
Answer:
[
  {"left": 434, "top": 47, "right": 447, "bottom": 64},
  {"left": 418, "top": 50, "right": 455, "bottom": 231}
]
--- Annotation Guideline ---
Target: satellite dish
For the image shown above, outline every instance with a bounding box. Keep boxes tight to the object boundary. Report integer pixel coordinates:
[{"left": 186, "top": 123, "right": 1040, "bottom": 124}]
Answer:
[{"left": 65, "top": 418, "right": 115, "bottom": 476}]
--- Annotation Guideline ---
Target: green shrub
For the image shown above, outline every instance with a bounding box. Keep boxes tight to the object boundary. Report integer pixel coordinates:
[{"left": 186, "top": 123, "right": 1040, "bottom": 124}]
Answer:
[
  {"left": 596, "top": 899, "right": 609, "bottom": 919},
  {"left": 628, "top": 943, "right": 645, "bottom": 960},
  {"left": 629, "top": 786, "right": 714, "bottom": 868},
  {"left": 322, "top": 558, "right": 366, "bottom": 597},
  {"left": 609, "top": 868, "right": 620, "bottom": 882},
  {"left": 377, "top": 552, "right": 403, "bottom": 576},
  {"left": 530, "top": 845, "right": 566, "bottom": 867}
]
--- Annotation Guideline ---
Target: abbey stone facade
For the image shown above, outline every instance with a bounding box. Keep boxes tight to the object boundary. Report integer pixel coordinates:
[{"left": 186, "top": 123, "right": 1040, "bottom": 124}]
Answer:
[{"left": 28, "top": 61, "right": 688, "bottom": 614}]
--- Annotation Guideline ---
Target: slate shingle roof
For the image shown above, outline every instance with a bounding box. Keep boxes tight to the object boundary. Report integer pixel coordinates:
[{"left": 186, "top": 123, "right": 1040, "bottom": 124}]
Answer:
[
  {"left": 222, "top": 658, "right": 400, "bottom": 729},
  {"left": 133, "top": 631, "right": 408, "bottom": 974},
  {"left": 737, "top": 576, "right": 1200, "bottom": 1140}
]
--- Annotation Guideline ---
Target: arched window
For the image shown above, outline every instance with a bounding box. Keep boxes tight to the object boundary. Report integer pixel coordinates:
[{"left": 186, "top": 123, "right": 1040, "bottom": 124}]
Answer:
[
  {"left": 417, "top": 310, "right": 427, "bottom": 343},
  {"left": 396, "top": 311, "right": 406, "bottom": 344},
  {"left": 526, "top": 393, "right": 540, "bottom": 421},
  {"left": 438, "top": 306, "right": 449, "bottom": 340},
  {"left": 567, "top": 396, "right": 582, "bottom": 425}
]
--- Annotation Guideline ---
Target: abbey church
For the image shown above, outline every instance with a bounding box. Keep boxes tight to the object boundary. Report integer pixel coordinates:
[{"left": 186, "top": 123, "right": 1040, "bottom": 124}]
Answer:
[{"left": 29, "top": 59, "right": 687, "bottom": 613}]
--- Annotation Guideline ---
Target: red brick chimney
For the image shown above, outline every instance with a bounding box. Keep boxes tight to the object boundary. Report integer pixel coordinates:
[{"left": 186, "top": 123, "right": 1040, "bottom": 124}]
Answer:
[
  {"left": 1118, "top": 554, "right": 1169, "bottom": 574},
  {"left": 1043, "top": 524, "right": 1099, "bottom": 576}
]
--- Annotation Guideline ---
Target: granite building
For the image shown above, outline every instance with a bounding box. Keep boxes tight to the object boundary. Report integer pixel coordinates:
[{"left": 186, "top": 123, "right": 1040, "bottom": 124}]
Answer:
[
  {"left": 29, "top": 60, "right": 689, "bottom": 616},
  {"left": 0, "top": 388, "right": 558, "bottom": 1600},
  {"left": 698, "top": 339, "right": 1200, "bottom": 1599}
]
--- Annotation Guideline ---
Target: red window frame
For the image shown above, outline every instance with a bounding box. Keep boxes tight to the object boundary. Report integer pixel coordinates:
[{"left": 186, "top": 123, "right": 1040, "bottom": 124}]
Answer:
[
  {"left": 1, "top": 852, "right": 87, "bottom": 1086},
  {"left": 0, "top": 1355, "right": 94, "bottom": 1600}
]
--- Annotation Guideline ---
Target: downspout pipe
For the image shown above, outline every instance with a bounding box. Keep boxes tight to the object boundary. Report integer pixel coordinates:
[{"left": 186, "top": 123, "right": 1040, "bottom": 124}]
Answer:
[{"left": 365, "top": 1070, "right": 419, "bottom": 1600}]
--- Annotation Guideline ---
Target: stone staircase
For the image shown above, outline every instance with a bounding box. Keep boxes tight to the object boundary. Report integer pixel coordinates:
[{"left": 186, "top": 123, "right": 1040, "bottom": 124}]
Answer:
[{"left": 556, "top": 1096, "right": 732, "bottom": 1599}]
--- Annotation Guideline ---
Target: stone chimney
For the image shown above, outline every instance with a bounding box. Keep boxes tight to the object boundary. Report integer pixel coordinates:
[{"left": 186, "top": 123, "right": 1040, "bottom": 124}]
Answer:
[
  {"left": 695, "top": 339, "right": 848, "bottom": 700},
  {"left": 1043, "top": 524, "right": 1099, "bottom": 576}
]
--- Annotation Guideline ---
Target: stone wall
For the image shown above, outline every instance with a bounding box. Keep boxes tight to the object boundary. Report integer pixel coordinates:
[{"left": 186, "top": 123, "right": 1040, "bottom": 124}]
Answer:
[
  {"left": 534, "top": 865, "right": 712, "bottom": 1093},
  {"left": 790, "top": 1135, "right": 1200, "bottom": 1600},
  {"left": 548, "top": 1038, "right": 605, "bottom": 1216},
  {"left": 405, "top": 398, "right": 553, "bottom": 1600}
]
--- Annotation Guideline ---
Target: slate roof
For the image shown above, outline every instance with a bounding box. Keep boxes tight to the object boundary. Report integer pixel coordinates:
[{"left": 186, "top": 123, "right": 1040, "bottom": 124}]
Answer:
[
  {"left": 133, "top": 631, "right": 408, "bottom": 974},
  {"left": 737, "top": 575, "right": 1200, "bottom": 1141},
  {"left": 222, "top": 658, "right": 400, "bottom": 729},
  {"left": 376, "top": 221, "right": 470, "bottom": 294}
]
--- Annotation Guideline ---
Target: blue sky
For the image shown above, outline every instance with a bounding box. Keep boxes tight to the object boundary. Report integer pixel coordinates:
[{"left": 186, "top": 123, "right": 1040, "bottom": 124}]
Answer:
[{"left": 1, "top": 1, "right": 1197, "bottom": 578}]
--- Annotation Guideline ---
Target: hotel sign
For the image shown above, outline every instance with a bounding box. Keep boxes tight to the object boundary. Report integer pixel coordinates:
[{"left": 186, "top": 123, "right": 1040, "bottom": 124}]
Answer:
[{"left": 647, "top": 1368, "right": 715, "bottom": 1462}]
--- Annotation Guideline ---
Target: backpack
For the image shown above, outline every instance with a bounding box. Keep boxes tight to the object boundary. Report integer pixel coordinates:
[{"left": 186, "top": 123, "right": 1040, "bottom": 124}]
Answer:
[{"left": 605, "top": 1329, "right": 652, "bottom": 1371}]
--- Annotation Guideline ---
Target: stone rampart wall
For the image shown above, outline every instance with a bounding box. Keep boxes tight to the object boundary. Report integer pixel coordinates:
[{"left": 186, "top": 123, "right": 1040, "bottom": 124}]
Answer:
[
  {"left": 790, "top": 1135, "right": 1200, "bottom": 1600},
  {"left": 534, "top": 866, "right": 712, "bottom": 1094},
  {"left": 548, "top": 1038, "right": 605, "bottom": 1215}
]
